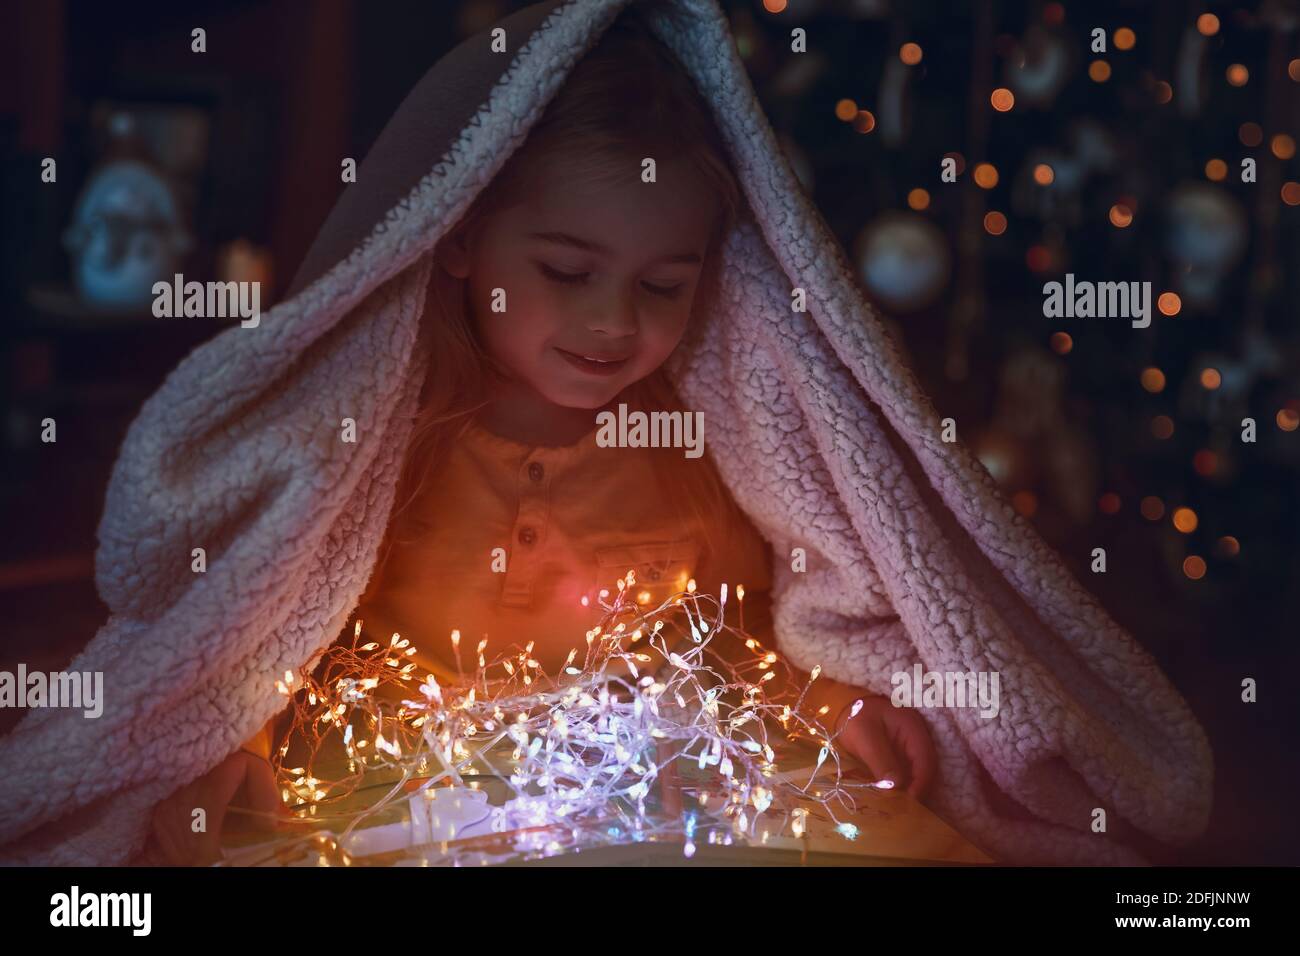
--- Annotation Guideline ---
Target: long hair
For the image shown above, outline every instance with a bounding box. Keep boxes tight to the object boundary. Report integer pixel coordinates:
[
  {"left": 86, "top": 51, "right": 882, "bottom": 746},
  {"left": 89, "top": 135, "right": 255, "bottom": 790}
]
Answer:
[{"left": 382, "top": 0, "right": 749, "bottom": 575}]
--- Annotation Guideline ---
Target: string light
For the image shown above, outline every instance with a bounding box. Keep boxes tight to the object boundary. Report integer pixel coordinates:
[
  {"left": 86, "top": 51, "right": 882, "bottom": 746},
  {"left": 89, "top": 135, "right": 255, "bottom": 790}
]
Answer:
[
  {"left": 973, "top": 163, "right": 998, "bottom": 189},
  {"left": 1172, "top": 507, "right": 1199, "bottom": 533},
  {"left": 256, "top": 580, "right": 884, "bottom": 865}
]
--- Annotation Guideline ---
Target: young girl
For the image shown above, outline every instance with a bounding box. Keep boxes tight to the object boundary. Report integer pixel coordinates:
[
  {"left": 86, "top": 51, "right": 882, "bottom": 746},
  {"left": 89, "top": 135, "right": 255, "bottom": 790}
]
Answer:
[
  {"left": 143, "top": 2, "right": 935, "bottom": 865},
  {"left": 2, "top": 0, "right": 1209, "bottom": 869}
]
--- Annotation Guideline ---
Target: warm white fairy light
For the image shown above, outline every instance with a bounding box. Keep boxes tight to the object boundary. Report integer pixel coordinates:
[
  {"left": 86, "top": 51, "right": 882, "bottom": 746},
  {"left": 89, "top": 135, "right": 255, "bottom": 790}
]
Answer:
[{"left": 263, "top": 576, "right": 883, "bottom": 865}]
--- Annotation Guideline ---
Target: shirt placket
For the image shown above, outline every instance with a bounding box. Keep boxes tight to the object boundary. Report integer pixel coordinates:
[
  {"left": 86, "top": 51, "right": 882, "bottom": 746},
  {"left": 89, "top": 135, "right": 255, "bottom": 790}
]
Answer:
[{"left": 499, "top": 451, "right": 552, "bottom": 608}]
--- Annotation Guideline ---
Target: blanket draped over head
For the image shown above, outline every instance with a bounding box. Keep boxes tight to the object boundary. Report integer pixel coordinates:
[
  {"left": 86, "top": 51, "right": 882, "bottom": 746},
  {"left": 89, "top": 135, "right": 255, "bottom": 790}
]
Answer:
[{"left": 0, "top": 0, "right": 1211, "bottom": 865}]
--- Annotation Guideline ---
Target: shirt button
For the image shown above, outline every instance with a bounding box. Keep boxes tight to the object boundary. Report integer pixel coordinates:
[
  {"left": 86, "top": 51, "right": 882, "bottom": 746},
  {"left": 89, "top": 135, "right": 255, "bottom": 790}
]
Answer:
[
  {"left": 528, "top": 462, "right": 544, "bottom": 483},
  {"left": 648, "top": 568, "right": 661, "bottom": 580},
  {"left": 518, "top": 526, "right": 537, "bottom": 546}
]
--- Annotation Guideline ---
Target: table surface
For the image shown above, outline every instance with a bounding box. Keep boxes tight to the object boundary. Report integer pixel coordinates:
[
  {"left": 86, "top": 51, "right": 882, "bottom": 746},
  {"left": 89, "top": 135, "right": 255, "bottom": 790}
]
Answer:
[{"left": 221, "top": 721, "right": 993, "bottom": 867}]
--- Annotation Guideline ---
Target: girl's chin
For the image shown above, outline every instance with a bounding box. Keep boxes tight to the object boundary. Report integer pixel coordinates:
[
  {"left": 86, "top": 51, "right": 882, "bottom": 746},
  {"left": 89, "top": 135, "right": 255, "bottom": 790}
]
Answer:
[
  {"left": 541, "top": 366, "right": 633, "bottom": 408},
  {"left": 542, "top": 385, "right": 625, "bottom": 411}
]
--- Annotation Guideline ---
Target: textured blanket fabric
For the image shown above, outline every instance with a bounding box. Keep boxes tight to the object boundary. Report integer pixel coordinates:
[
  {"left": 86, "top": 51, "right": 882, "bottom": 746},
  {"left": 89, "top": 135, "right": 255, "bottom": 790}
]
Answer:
[{"left": 0, "top": 0, "right": 1212, "bottom": 865}]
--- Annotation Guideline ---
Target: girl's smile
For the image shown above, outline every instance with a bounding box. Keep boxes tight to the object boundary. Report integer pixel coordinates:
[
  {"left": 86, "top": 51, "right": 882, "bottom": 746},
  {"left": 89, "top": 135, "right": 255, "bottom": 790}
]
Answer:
[{"left": 554, "top": 346, "right": 633, "bottom": 376}]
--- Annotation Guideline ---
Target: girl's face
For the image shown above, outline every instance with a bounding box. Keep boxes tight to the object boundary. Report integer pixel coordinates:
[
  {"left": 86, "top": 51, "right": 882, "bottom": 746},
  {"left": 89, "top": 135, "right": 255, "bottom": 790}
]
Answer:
[{"left": 441, "top": 153, "right": 720, "bottom": 410}]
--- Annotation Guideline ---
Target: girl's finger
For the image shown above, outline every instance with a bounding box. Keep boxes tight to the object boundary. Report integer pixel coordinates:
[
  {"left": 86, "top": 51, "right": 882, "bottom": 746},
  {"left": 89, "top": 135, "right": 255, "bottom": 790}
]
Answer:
[
  {"left": 153, "top": 803, "right": 189, "bottom": 866},
  {"left": 847, "top": 717, "right": 909, "bottom": 790},
  {"left": 170, "top": 781, "right": 214, "bottom": 865},
  {"left": 241, "top": 755, "right": 287, "bottom": 830},
  {"left": 193, "top": 756, "right": 251, "bottom": 864},
  {"left": 901, "top": 720, "right": 938, "bottom": 799}
]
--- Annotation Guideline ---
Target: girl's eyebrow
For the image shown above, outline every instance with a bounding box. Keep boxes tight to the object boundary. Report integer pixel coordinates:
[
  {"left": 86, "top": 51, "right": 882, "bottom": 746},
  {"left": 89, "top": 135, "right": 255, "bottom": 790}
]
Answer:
[{"left": 528, "top": 230, "right": 701, "bottom": 265}]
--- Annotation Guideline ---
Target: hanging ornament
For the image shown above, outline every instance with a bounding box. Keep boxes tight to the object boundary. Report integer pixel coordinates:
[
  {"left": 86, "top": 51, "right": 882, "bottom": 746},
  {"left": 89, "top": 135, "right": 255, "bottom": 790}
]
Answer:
[
  {"left": 878, "top": 55, "right": 913, "bottom": 146},
  {"left": 852, "top": 212, "right": 951, "bottom": 313},
  {"left": 1175, "top": 24, "right": 1208, "bottom": 117},
  {"left": 1165, "top": 183, "right": 1248, "bottom": 307},
  {"left": 1005, "top": 25, "right": 1071, "bottom": 108},
  {"left": 62, "top": 161, "right": 192, "bottom": 312}
]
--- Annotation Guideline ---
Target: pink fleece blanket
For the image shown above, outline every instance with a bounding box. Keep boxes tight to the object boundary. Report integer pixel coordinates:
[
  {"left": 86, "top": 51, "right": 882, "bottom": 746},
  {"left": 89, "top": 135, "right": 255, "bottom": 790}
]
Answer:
[{"left": 0, "top": 0, "right": 1212, "bottom": 865}]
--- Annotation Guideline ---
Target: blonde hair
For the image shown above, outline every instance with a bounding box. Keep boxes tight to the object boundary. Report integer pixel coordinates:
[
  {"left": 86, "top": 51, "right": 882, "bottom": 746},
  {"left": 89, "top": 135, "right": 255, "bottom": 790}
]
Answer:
[{"left": 382, "top": 0, "right": 747, "bottom": 573}]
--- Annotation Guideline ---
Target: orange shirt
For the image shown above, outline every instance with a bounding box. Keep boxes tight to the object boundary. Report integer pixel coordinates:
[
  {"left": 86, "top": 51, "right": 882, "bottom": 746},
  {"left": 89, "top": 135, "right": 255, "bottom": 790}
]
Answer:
[{"left": 351, "top": 417, "right": 774, "bottom": 698}]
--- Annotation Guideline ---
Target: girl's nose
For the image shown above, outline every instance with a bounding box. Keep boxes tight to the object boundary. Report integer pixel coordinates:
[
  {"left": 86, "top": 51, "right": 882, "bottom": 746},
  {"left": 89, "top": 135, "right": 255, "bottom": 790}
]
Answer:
[{"left": 585, "top": 288, "right": 639, "bottom": 337}]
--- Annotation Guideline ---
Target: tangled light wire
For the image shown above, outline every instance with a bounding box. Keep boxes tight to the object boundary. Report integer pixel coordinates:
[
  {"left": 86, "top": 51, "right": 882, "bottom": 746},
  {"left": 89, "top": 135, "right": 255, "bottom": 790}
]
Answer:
[{"left": 254, "top": 571, "right": 886, "bottom": 864}]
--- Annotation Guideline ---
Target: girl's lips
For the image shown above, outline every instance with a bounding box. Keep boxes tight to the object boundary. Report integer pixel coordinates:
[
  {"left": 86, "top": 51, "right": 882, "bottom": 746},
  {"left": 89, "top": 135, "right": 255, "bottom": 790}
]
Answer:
[{"left": 555, "top": 347, "right": 631, "bottom": 376}]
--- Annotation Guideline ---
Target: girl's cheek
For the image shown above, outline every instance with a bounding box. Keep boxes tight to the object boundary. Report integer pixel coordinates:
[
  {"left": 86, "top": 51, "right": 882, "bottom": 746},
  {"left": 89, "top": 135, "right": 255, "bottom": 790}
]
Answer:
[{"left": 649, "top": 306, "right": 693, "bottom": 347}]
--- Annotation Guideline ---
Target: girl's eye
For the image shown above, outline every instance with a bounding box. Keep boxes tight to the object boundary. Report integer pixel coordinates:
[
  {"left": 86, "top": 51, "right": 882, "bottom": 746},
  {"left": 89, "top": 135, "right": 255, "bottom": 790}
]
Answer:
[
  {"left": 642, "top": 280, "right": 685, "bottom": 299},
  {"left": 537, "top": 263, "right": 589, "bottom": 285},
  {"left": 536, "top": 261, "right": 684, "bottom": 299}
]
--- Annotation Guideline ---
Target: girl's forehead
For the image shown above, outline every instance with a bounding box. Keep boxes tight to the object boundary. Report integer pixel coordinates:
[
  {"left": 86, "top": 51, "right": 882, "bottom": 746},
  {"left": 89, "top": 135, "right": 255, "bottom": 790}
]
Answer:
[{"left": 512, "top": 156, "right": 718, "bottom": 251}]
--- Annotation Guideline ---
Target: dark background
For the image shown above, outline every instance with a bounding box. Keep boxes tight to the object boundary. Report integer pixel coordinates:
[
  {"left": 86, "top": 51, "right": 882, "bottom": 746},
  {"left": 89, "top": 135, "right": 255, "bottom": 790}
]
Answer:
[{"left": 1, "top": 0, "right": 1296, "bottom": 864}]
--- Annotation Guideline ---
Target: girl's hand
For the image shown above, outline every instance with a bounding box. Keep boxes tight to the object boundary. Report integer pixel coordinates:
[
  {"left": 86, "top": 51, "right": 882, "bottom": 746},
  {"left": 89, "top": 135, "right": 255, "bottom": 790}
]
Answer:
[
  {"left": 143, "top": 750, "right": 287, "bottom": 865},
  {"left": 835, "top": 695, "right": 938, "bottom": 800}
]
